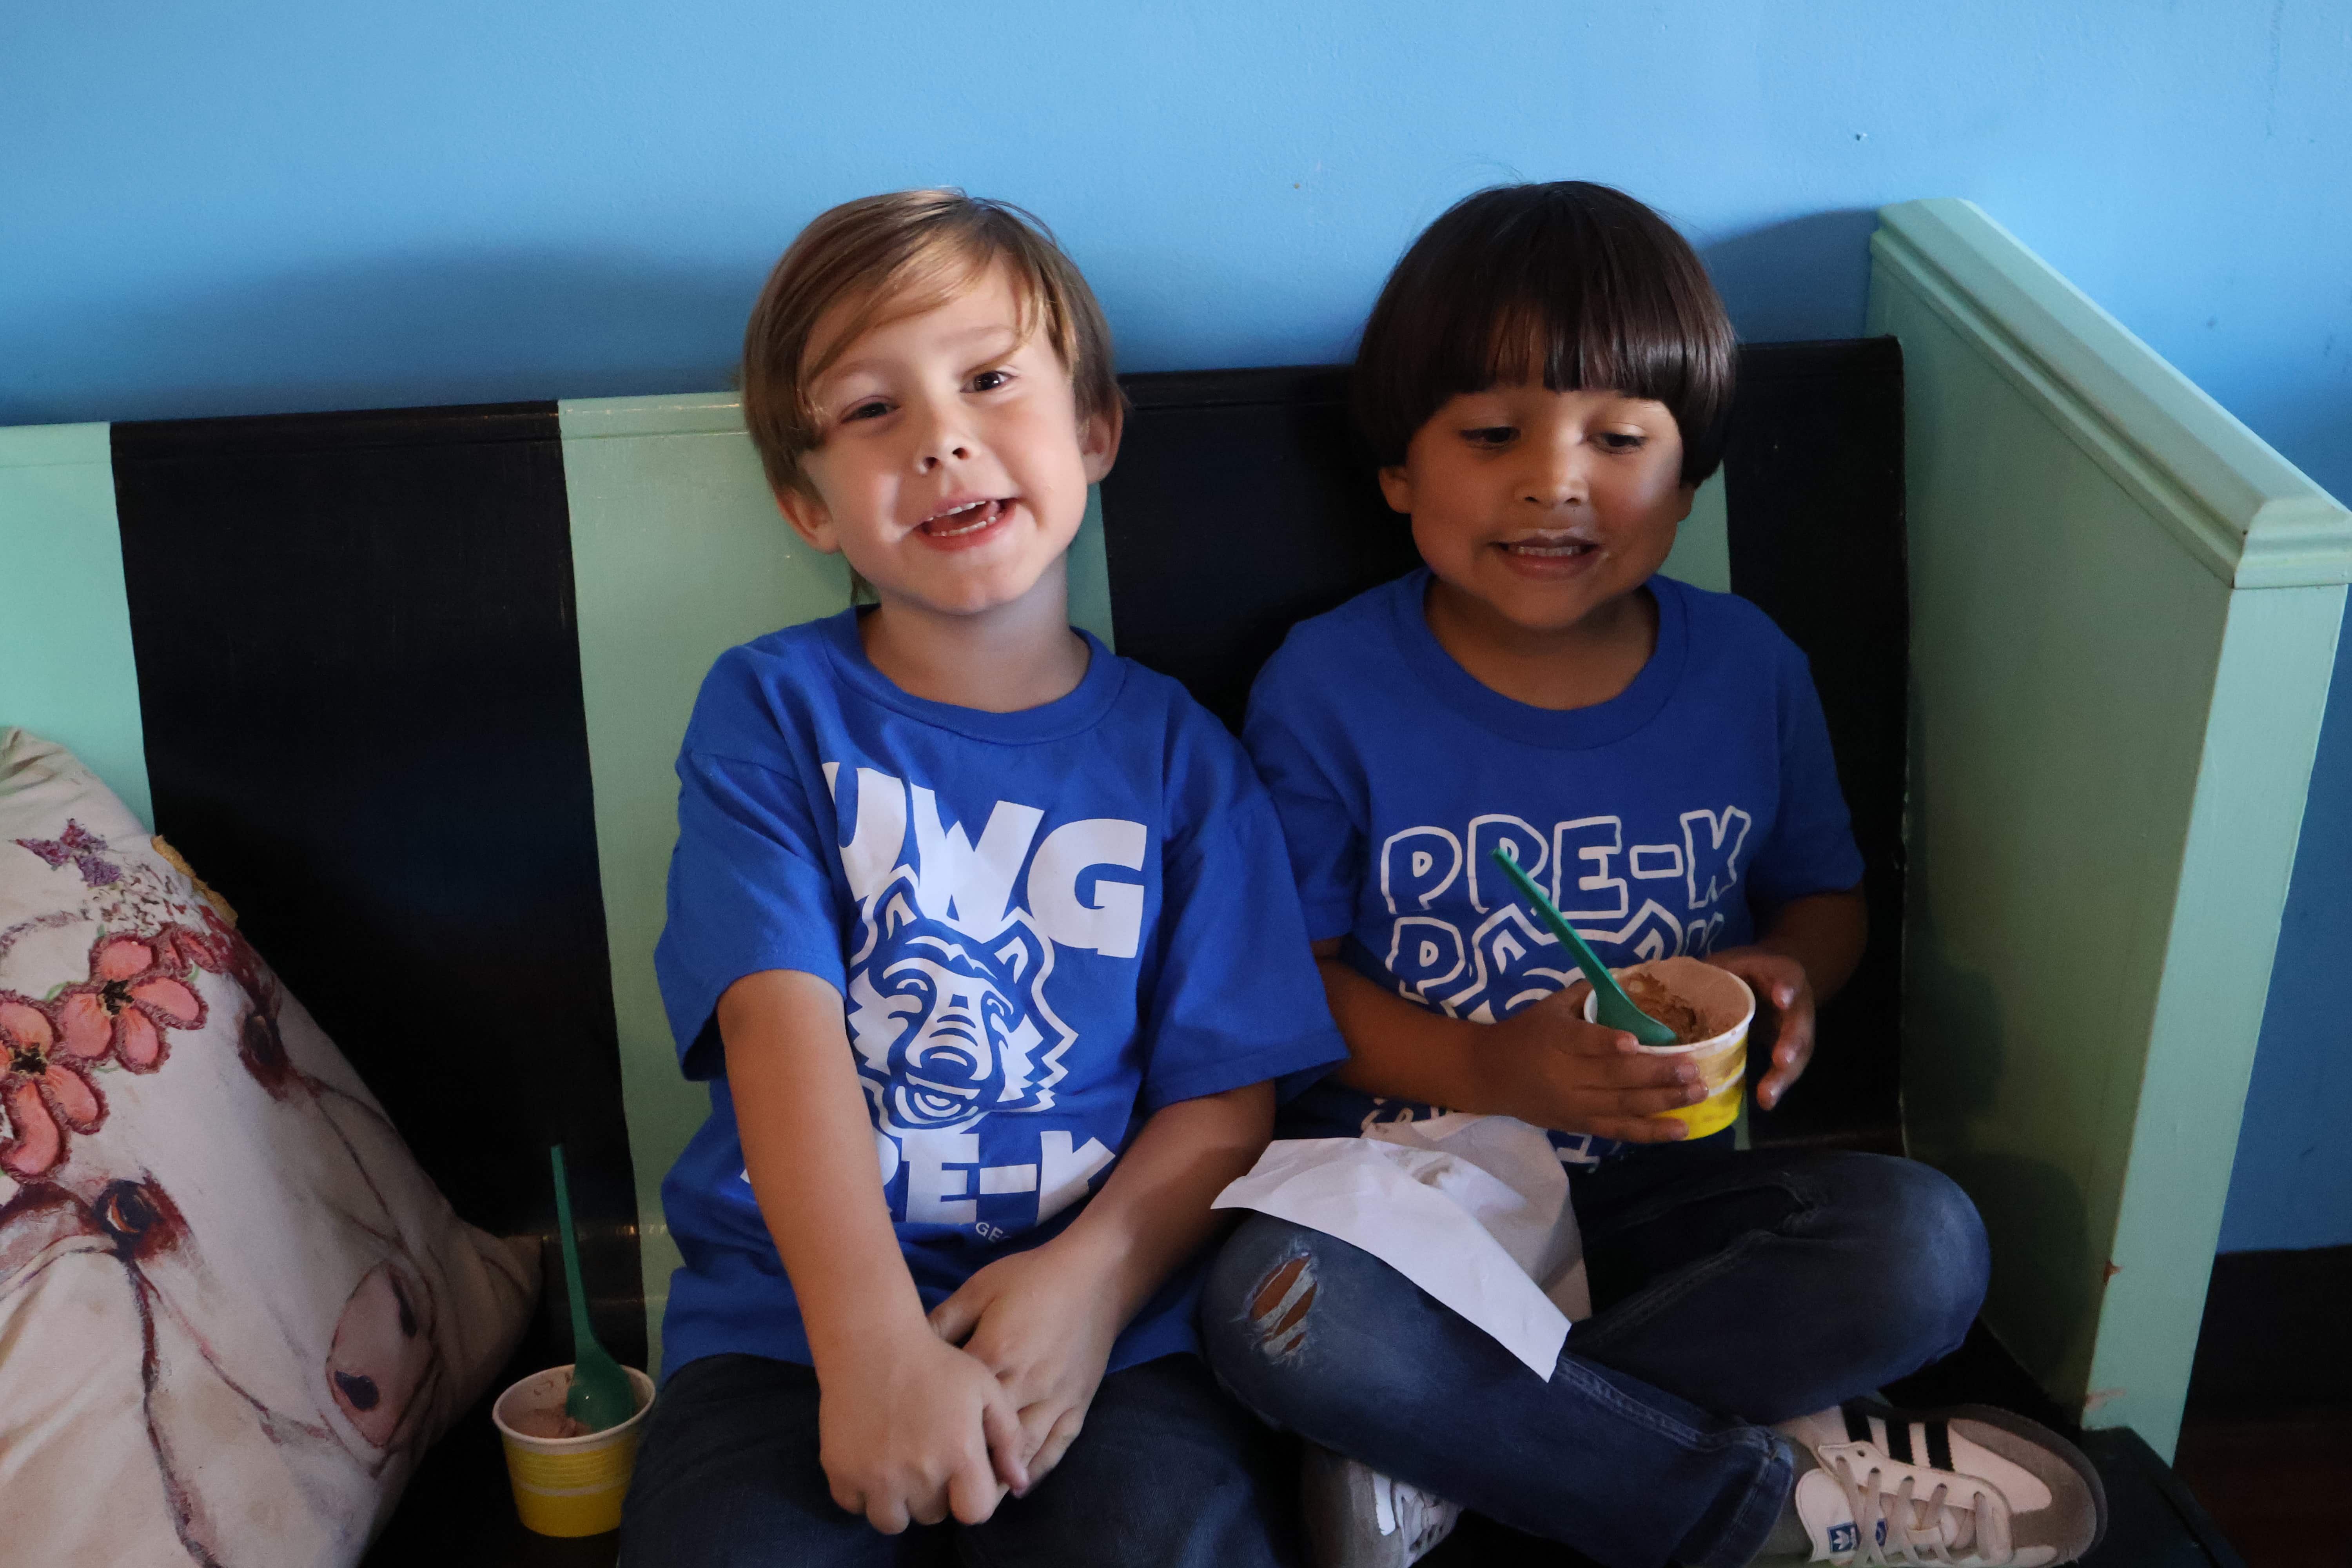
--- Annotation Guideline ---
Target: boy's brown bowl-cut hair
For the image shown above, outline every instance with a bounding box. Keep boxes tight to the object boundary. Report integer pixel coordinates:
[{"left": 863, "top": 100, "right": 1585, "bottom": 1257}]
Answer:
[
  {"left": 1353, "top": 181, "right": 1735, "bottom": 488},
  {"left": 741, "top": 189, "right": 1122, "bottom": 502}
]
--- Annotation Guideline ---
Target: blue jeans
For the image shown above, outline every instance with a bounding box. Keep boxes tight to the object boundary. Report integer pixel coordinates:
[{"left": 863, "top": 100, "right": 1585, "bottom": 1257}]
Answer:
[
  {"left": 619, "top": 1350, "right": 1301, "bottom": 1567},
  {"left": 1201, "top": 1145, "right": 1989, "bottom": 1568}
]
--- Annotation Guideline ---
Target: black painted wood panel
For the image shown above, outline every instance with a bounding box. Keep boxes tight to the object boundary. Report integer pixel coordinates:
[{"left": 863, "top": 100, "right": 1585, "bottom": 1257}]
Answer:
[
  {"left": 110, "top": 403, "right": 643, "bottom": 1368},
  {"left": 2187, "top": 1244, "right": 2352, "bottom": 1415},
  {"left": 1722, "top": 340, "right": 1908, "bottom": 1152},
  {"left": 1102, "top": 367, "right": 1420, "bottom": 733}
]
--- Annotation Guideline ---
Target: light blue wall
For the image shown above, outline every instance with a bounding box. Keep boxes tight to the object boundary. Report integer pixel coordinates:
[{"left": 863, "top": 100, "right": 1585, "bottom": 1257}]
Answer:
[
  {"left": 2219, "top": 613, "right": 2352, "bottom": 1252},
  {"left": 6, "top": 2, "right": 2347, "bottom": 1248}
]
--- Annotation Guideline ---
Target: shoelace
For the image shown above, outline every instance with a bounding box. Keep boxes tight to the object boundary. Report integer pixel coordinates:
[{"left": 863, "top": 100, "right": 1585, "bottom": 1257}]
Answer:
[{"left": 1822, "top": 1443, "right": 2011, "bottom": 1566}]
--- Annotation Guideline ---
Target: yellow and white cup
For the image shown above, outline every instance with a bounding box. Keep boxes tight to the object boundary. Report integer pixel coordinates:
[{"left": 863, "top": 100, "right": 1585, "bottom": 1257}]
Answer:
[
  {"left": 1581, "top": 956, "right": 1755, "bottom": 1140},
  {"left": 492, "top": 1363, "right": 657, "bottom": 1537}
]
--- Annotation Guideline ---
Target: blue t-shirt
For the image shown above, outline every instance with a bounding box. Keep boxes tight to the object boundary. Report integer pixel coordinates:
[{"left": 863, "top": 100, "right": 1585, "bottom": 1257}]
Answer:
[
  {"left": 1243, "top": 569, "right": 1864, "bottom": 1167},
  {"left": 654, "top": 611, "right": 1346, "bottom": 1379}
]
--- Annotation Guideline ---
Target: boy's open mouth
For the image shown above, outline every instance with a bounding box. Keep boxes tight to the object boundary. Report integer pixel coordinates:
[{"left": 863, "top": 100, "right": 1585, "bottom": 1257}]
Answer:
[
  {"left": 1498, "top": 536, "right": 1596, "bottom": 559},
  {"left": 918, "top": 497, "right": 1013, "bottom": 539}
]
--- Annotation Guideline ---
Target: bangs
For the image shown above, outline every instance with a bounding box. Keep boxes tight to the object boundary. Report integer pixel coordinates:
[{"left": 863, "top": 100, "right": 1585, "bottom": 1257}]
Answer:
[
  {"left": 799, "top": 230, "right": 1047, "bottom": 408},
  {"left": 1352, "top": 182, "right": 1736, "bottom": 485},
  {"left": 740, "top": 189, "right": 1122, "bottom": 503},
  {"left": 1475, "top": 289, "right": 1707, "bottom": 416}
]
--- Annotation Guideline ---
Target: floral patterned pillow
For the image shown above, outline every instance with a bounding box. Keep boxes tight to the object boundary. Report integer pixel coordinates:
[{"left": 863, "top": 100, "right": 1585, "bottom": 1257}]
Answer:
[{"left": 0, "top": 728, "right": 538, "bottom": 1566}]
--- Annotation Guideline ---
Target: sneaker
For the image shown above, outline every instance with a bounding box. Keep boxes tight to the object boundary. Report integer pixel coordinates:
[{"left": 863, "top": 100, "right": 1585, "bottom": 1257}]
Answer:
[
  {"left": 1299, "top": 1442, "right": 1463, "bottom": 1568},
  {"left": 1774, "top": 1400, "right": 2107, "bottom": 1566}
]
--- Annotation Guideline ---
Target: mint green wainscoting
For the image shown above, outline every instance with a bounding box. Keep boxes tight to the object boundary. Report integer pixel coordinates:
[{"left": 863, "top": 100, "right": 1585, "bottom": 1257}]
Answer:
[
  {"left": 1659, "top": 471, "right": 1732, "bottom": 597},
  {"left": 558, "top": 392, "right": 1115, "bottom": 1364},
  {"left": 1871, "top": 199, "right": 2350, "bottom": 1461},
  {"left": 0, "top": 423, "right": 151, "bottom": 829}
]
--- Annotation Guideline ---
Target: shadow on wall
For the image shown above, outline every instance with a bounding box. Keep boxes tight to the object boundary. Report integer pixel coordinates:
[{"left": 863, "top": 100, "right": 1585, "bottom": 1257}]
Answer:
[
  {"left": 1, "top": 207, "right": 1897, "bottom": 428},
  {"left": 2218, "top": 599, "right": 2352, "bottom": 1252},
  {"left": 1701, "top": 209, "right": 1879, "bottom": 346},
  {"left": 1902, "top": 717, "right": 2100, "bottom": 1404},
  {"left": 0, "top": 250, "right": 760, "bottom": 425}
]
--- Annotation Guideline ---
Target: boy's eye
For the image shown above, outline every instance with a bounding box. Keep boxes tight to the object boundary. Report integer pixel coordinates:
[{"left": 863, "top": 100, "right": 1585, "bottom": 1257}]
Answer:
[
  {"left": 969, "top": 368, "right": 1013, "bottom": 393},
  {"left": 842, "top": 399, "right": 892, "bottom": 423},
  {"left": 1461, "top": 426, "right": 1517, "bottom": 446},
  {"left": 1596, "top": 431, "right": 1648, "bottom": 452}
]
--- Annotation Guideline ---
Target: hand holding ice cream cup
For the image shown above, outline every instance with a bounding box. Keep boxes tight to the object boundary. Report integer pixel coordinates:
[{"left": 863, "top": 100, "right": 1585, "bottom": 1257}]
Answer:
[{"left": 1579, "top": 956, "right": 1755, "bottom": 1139}]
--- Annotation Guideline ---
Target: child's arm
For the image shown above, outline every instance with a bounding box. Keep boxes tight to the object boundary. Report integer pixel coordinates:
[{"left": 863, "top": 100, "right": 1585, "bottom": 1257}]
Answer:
[
  {"left": 1702, "top": 884, "right": 1867, "bottom": 1109},
  {"left": 719, "top": 970, "right": 1027, "bottom": 1532},
  {"left": 927, "top": 1080, "right": 1275, "bottom": 1486},
  {"left": 1312, "top": 940, "right": 1705, "bottom": 1140}
]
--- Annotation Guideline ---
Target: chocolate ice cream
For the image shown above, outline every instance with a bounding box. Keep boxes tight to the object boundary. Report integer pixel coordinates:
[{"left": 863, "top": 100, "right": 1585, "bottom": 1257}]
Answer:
[
  {"left": 1621, "top": 971, "right": 1712, "bottom": 1044},
  {"left": 508, "top": 1406, "right": 593, "bottom": 1440}
]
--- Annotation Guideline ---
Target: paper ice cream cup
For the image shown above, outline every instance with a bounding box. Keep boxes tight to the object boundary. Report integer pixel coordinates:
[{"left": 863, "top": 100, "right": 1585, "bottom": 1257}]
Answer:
[
  {"left": 1581, "top": 956, "right": 1756, "bottom": 1140},
  {"left": 491, "top": 1363, "right": 656, "bottom": 1537}
]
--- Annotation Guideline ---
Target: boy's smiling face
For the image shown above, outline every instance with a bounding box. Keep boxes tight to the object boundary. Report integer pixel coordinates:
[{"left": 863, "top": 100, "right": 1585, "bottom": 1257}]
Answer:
[
  {"left": 1381, "top": 382, "right": 1693, "bottom": 641},
  {"left": 781, "top": 260, "right": 1117, "bottom": 620}
]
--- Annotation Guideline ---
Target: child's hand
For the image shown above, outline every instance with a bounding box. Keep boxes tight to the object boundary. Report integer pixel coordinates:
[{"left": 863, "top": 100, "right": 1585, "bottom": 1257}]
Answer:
[
  {"left": 817, "top": 1324, "right": 1027, "bottom": 1533},
  {"left": 1703, "top": 947, "right": 1815, "bottom": 1109},
  {"left": 928, "top": 1238, "right": 1122, "bottom": 1490},
  {"left": 1484, "top": 986, "right": 1708, "bottom": 1141}
]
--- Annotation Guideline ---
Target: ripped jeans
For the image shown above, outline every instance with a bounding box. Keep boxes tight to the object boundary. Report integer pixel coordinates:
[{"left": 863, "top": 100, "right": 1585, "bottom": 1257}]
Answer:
[{"left": 1200, "top": 1144, "right": 1989, "bottom": 1568}]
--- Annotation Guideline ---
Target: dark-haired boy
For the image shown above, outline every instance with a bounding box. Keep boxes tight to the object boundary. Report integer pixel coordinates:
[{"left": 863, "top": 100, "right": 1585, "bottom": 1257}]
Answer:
[{"left": 1202, "top": 183, "right": 2104, "bottom": 1568}]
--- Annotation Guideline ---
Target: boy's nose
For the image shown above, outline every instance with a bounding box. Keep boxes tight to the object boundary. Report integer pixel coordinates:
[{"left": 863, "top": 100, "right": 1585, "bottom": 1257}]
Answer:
[
  {"left": 1521, "top": 460, "right": 1589, "bottom": 508},
  {"left": 907, "top": 397, "right": 975, "bottom": 471},
  {"left": 1518, "top": 433, "right": 1592, "bottom": 508}
]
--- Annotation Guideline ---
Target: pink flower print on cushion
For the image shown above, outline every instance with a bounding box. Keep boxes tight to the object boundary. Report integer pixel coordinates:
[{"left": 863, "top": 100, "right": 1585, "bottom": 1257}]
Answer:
[
  {"left": 161, "top": 914, "right": 238, "bottom": 980},
  {"left": 55, "top": 933, "right": 206, "bottom": 1073},
  {"left": 1, "top": 995, "right": 106, "bottom": 1178}
]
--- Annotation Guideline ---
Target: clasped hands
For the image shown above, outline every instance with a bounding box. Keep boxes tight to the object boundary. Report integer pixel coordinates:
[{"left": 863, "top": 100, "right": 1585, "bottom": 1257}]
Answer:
[{"left": 818, "top": 1236, "right": 1119, "bottom": 1534}]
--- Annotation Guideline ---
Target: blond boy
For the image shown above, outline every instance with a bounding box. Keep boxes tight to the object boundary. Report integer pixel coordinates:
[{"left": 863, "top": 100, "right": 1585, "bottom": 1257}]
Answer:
[{"left": 621, "top": 192, "right": 1342, "bottom": 1567}]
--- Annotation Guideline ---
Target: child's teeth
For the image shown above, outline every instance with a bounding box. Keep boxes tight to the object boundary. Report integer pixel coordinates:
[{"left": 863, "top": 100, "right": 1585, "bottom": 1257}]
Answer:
[{"left": 927, "top": 500, "right": 1000, "bottom": 535}]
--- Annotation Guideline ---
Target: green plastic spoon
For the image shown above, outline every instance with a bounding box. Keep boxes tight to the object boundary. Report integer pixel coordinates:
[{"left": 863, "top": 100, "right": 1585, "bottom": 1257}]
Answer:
[
  {"left": 550, "top": 1144, "right": 637, "bottom": 1434},
  {"left": 1487, "top": 847, "right": 1681, "bottom": 1046}
]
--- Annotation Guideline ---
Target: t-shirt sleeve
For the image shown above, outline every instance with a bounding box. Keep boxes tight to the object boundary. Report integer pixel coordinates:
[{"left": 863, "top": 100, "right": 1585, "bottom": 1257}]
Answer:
[
  {"left": 1134, "top": 732, "right": 1349, "bottom": 1112},
  {"left": 1745, "top": 643, "right": 1867, "bottom": 909},
  {"left": 655, "top": 708, "right": 846, "bottom": 1082},
  {"left": 1240, "top": 642, "right": 1365, "bottom": 944}
]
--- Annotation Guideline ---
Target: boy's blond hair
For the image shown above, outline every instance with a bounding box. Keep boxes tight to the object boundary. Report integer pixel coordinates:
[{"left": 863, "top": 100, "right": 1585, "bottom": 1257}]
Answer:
[{"left": 742, "top": 189, "right": 1122, "bottom": 501}]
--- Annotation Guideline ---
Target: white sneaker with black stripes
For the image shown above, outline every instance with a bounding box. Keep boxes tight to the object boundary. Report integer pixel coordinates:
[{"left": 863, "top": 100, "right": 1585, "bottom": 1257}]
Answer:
[
  {"left": 1773, "top": 1399, "right": 2107, "bottom": 1566},
  {"left": 1299, "top": 1442, "right": 1463, "bottom": 1568}
]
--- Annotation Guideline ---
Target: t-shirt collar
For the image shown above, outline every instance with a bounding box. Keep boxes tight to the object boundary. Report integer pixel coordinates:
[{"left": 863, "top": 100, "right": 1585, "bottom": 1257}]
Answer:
[
  {"left": 818, "top": 608, "right": 1128, "bottom": 744},
  {"left": 1385, "top": 566, "right": 1689, "bottom": 750}
]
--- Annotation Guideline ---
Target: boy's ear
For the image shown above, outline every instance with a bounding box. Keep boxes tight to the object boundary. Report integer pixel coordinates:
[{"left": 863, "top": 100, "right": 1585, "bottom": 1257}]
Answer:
[
  {"left": 1078, "top": 402, "right": 1125, "bottom": 486},
  {"left": 774, "top": 485, "right": 842, "bottom": 554},
  {"left": 1377, "top": 465, "right": 1414, "bottom": 516}
]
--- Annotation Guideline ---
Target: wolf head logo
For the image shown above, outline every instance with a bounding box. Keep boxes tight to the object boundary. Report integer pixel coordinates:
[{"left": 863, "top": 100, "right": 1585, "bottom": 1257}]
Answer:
[{"left": 844, "top": 870, "right": 1077, "bottom": 1136}]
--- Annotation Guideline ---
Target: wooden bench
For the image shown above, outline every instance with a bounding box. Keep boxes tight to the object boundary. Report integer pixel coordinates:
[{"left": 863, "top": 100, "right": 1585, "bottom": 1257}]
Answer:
[{"left": 5, "top": 199, "right": 2334, "bottom": 1565}]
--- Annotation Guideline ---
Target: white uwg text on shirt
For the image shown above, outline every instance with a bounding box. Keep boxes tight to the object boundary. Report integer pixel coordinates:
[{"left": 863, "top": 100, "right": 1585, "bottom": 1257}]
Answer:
[{"left": 806, "top": 762, "right": 1148, "bottom": 1231}]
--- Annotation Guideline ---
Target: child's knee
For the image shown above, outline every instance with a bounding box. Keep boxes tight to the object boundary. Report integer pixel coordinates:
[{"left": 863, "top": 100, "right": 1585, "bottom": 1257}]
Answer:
[
  {"left": 1207, "top": 1218, "right": 1317, "bottom": 1342},
  {"left": 1242, "top": 1250, "right": 1320, "bottom": 1358},
  {"left": 1833, "top": 1155, "right": 1990, "bottom": 1354},
  {"left": 1886, "top": 1158, "right": 1989, "bottom": 1308},
  {"left": 1202, "top": 1215, "right": 1338, "bottom": 1386}
]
